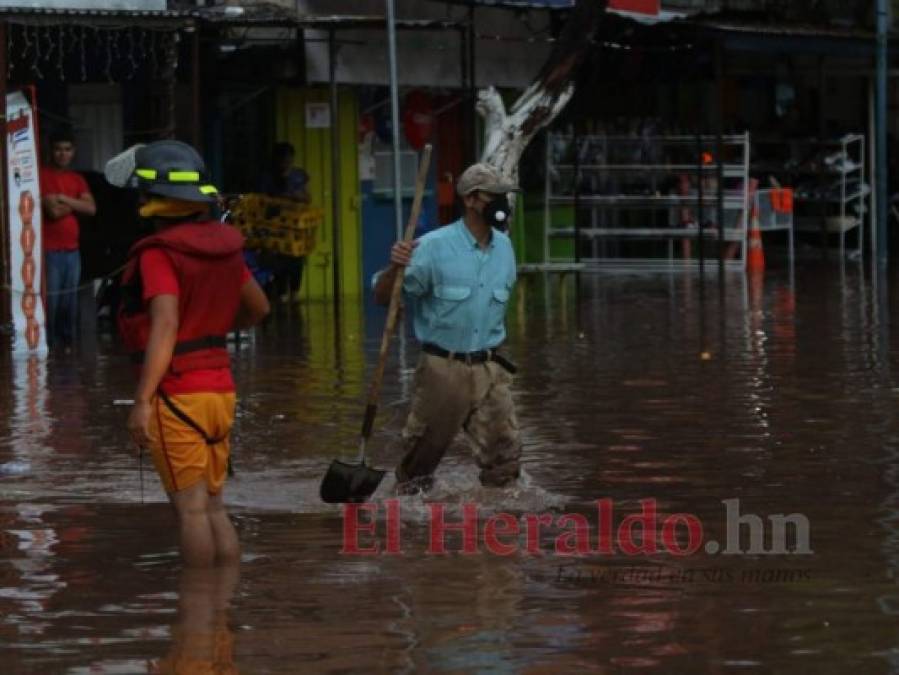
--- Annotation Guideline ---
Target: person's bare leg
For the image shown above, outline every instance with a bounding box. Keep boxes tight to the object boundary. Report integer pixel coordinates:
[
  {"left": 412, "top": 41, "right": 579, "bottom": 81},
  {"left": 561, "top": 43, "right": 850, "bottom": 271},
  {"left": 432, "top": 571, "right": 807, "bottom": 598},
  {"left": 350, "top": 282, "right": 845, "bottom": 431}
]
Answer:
[
  {"left": 214, "top": 561, "right": 240, "bottom": 609},
  {"left": 208, "top": 492, "right": 240, "bottom": 565},
  {"left": 170, "top": 481, "right": 216, "bottom": 568}
]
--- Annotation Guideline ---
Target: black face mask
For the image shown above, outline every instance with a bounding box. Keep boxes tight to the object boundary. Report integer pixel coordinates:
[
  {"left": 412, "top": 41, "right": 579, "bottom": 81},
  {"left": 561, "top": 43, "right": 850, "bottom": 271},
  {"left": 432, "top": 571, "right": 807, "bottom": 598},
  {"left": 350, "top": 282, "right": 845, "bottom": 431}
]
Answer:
[{"left": 483, "top": 195, "right": 511, "bottom": 231}]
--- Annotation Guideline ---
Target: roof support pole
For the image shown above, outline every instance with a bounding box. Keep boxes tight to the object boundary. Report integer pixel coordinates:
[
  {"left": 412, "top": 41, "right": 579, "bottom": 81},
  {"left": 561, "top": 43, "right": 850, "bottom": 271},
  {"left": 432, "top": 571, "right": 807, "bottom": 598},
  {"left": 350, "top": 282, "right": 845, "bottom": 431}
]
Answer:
[
  {"left": 0, "top": 21, "right": 9, "bottom": 327},
  {"left": 714, "top": 37, "right": 724, "bottom": 279},
  {"left": 191, "top": 26, "right": 201, "bottom": 150},
  {"left": 329, "top": 28, "right": 341, "bottom": 301},
  {"left": 875, "top": 0, "right": 889, "bottom": 266},
  {"left": 467, "top": 6, "right": 477, "bottom": 163},
  {"left": 386, "top": 0, "right": 403, "bottom": 242}
]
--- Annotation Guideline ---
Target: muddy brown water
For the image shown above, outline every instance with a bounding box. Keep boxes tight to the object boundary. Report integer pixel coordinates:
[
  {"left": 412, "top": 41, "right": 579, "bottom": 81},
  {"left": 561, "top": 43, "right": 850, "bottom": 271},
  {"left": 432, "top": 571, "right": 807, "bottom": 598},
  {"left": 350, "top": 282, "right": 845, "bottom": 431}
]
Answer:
[{"left": 2, "top": 265, "right": 899, "bottom": 673}]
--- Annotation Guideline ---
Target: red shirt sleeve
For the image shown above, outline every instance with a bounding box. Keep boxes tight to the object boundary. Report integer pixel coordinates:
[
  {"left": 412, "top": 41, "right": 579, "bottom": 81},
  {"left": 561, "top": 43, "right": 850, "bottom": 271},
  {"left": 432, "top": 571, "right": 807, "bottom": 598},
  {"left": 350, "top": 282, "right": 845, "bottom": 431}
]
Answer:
[
  {"left": 139, "top": 248, "right": 180, "bottom": 302},
  {"left": 241, "top": 262, "right": 251, "bottom": 284}
]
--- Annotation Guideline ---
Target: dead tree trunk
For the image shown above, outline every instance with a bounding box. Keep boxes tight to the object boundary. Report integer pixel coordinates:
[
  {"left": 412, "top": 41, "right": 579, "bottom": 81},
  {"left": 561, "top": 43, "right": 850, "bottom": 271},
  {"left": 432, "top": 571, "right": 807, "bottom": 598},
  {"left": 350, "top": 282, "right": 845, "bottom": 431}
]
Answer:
[{"left": 477, "top": 0, "right": 606, "bottom": 196}]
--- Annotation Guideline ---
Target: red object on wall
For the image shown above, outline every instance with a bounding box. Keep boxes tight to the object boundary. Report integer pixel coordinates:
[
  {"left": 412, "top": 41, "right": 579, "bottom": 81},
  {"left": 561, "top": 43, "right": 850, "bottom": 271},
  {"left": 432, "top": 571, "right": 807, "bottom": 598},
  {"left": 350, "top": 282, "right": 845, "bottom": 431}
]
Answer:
[
  {"left": 433, "top": 94, "right": 464, "bottom": 223},
  {"left": 437, "top": 175, "right": 455, "bottom": 208},
  {"left": 358, "top": 113, "right": 375, "bottom": 141},
  {"left": 402, "top": 90, "right": 434, "bottom": 150},
  {"left": 608, "top": 0, "right": 659, "bottom": 15}
]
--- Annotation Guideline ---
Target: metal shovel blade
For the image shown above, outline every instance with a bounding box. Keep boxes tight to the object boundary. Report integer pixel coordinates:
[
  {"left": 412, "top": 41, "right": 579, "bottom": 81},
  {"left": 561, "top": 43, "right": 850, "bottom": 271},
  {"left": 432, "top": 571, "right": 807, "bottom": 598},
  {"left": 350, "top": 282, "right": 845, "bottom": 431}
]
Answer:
[{"left": 320, "top": 458, "right": 387, "bottom": 504}]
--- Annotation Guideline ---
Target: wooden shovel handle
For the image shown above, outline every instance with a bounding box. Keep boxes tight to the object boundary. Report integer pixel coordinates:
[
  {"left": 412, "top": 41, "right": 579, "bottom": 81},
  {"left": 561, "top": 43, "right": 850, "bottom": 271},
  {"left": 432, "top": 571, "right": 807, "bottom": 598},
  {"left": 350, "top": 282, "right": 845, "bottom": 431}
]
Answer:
[{"left": 361, "top": 144, "right": 433, "bottom": 440}]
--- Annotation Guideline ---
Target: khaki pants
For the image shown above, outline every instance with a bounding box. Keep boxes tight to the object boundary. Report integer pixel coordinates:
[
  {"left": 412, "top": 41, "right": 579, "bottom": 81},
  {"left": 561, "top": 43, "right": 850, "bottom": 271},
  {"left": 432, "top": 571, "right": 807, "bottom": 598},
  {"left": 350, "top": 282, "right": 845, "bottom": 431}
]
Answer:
[{"left": 396, "top": 353, "right": 521, "bottom": 488}]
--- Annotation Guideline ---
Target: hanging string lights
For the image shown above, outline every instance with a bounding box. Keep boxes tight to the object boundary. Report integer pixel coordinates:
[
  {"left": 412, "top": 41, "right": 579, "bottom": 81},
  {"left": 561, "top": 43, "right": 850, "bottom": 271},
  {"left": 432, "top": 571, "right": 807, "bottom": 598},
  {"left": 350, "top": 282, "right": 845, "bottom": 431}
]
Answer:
[
  {"left": 56, "top": 26, "right": 65, "bottom": 81},
  {"left": 6, "top": 22, "right": 181, "bottom": 83}
]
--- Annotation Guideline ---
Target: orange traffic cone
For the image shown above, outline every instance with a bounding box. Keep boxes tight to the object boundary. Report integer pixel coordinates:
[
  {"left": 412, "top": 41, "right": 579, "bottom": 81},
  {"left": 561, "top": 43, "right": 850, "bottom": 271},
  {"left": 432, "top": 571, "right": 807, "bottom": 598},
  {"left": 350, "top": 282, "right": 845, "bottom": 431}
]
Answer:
[{"left": 746, "top": 205, "right": 765, "bottom": 272}]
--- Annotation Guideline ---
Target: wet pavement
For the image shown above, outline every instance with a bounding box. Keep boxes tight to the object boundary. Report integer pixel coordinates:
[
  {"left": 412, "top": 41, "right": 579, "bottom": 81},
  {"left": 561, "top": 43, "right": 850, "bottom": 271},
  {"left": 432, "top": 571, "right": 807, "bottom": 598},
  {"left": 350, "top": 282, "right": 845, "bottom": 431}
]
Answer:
[{"left": 3, "top": 262, "right": 899, "bottom": 673}]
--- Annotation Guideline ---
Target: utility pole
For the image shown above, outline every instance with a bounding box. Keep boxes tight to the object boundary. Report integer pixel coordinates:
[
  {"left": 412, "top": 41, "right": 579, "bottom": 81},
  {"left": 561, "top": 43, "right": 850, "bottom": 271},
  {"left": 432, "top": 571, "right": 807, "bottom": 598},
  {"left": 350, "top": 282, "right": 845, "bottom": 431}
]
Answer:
[
  {"left": 386, "top": 0, "right": 403, "bottom": 242},
  {"left": 875, "top": 0, "right": 889, "bottom": 266}
]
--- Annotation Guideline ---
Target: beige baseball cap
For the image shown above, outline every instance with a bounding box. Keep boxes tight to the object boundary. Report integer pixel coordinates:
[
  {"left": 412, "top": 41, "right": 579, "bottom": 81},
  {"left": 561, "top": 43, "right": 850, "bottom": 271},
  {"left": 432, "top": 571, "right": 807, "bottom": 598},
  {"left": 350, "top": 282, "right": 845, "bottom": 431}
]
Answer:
[{"left": 456, "top": 162, "right": 520, "bottom": 197}]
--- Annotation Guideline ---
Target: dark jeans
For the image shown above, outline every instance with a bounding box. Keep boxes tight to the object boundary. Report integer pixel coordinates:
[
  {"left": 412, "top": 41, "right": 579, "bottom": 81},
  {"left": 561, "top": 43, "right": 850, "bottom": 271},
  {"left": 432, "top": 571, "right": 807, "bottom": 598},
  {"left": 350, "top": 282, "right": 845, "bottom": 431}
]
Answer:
[{"left": 45, "top": 250, "right": 80, "bottom": 349}]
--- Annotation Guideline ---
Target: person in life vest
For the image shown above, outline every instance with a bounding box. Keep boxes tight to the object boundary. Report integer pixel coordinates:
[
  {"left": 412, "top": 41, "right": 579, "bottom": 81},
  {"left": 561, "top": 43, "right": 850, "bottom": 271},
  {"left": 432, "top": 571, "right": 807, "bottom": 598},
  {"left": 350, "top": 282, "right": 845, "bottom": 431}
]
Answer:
[{"left": 107, "top": 140, "right": 270, "bottom": 568}]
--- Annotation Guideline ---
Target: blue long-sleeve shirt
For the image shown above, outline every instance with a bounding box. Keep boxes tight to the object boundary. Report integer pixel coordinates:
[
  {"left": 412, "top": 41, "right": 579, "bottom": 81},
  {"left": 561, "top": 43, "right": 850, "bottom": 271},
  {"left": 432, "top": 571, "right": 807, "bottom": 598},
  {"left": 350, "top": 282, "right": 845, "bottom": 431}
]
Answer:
[{"left": 375, "top": 219, "right": 517, "bottom": 353}]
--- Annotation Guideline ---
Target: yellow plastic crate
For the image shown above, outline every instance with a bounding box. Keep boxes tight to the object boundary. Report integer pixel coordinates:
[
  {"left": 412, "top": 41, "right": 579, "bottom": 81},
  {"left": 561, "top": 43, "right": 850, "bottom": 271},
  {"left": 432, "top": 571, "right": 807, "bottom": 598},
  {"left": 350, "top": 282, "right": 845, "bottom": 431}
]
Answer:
[{"left": 230, "top": 193, "right": 321, "bottom": 257}]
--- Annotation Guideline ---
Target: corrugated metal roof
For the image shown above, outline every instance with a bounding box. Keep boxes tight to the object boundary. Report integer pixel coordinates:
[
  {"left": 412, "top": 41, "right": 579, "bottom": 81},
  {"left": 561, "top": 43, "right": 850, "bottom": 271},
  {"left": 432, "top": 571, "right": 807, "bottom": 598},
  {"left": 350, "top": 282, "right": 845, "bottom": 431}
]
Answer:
[
  {"left": 194, "top": 3, "right": 296, "bottom": 26},
  {"left": 199, "top": 8, "right": 463, "bottom": 31},
  {"left": 0, "top": 5, "right": 192, "bottom": 26},
  {"left": 0, "top": 6, "right": 189, "bottom": 18},
  {"left": 194, "top": 4, "right": 463, "bottom": 29},
  {"left": 295, "top": 15, "right": 463, "bottom": 29},
  {"left": 683, "top": 13, "right": 876, "bottom": 40}
]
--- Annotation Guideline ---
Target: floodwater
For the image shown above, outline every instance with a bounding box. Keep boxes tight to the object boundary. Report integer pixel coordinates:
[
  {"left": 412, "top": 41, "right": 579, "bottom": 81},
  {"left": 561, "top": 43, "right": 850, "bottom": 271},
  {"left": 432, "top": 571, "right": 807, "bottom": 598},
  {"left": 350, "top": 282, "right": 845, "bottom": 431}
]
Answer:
[{"left": 3, "top": 262, "right": 899, "bottom": 673}]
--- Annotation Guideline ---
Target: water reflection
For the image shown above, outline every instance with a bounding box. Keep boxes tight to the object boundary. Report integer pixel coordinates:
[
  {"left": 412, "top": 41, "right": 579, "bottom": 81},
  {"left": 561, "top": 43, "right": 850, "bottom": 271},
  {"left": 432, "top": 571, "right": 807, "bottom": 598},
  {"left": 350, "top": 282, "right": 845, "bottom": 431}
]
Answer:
[
  {"left": 4, "top": 264, "right": 899, "bottom": 671},
  {"left": 3, "top": 355, "right": 49, "bottom": 476},
  {"left": 153, "top": 565, "right": 239, "bottom": 675}
]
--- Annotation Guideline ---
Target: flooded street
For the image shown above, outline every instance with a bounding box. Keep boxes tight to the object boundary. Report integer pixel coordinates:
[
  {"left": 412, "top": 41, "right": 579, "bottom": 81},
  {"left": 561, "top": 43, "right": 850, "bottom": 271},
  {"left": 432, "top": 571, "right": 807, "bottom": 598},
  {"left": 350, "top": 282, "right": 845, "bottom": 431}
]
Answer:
[{"left": 3, "top": 264, "right": 899, "bottom": 673}]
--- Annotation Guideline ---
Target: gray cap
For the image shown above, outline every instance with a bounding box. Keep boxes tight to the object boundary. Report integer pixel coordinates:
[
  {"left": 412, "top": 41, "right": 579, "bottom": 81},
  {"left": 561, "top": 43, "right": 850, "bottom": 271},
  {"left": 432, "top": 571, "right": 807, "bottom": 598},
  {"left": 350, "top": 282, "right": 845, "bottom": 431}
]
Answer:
[{"left": 456, "top": 163, "right": 520, "bottom": 197}]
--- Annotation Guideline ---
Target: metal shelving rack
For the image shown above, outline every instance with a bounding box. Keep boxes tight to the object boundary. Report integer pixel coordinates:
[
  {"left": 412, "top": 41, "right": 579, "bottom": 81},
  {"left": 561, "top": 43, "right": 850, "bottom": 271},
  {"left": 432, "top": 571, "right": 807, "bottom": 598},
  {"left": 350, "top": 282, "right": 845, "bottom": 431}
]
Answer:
[
  {"left": 543, "top": 133, "right": 752, "bottom": 271},
  {"left": 788, "top": 134, "right": 866, "bottom": 260}
]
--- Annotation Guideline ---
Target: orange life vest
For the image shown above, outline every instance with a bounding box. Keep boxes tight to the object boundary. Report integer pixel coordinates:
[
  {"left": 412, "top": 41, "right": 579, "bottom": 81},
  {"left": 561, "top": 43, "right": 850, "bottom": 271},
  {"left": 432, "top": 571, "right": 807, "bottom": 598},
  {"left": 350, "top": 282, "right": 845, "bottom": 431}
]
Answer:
[{"left": 118, "top": 221, "right": 245, "bottom": 374}]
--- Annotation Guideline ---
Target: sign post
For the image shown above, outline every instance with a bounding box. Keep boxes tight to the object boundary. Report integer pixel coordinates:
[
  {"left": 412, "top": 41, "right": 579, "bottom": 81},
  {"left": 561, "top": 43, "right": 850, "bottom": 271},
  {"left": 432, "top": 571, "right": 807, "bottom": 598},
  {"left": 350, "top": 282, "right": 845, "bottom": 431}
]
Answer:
[{"left": 6, "top": 89, "right": 46, "bottom": 356}]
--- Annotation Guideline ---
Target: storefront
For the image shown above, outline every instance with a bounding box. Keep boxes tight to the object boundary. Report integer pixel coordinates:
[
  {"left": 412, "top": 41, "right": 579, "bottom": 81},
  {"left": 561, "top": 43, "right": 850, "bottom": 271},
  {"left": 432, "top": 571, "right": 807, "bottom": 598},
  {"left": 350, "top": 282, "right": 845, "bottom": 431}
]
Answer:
[
  {"left": 0, "top": 4, "right": 195, "bottom": 338},
  {"left": 517, "top": 11, "right": 890, "bottom": 270}
]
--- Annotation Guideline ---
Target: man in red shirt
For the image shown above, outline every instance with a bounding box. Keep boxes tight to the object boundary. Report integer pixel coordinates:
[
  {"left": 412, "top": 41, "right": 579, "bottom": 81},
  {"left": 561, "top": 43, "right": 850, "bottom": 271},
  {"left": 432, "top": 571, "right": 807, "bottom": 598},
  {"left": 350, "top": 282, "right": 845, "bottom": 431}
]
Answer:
[{"left": 40, "top": 128, "right": 96, "bottom": 353}]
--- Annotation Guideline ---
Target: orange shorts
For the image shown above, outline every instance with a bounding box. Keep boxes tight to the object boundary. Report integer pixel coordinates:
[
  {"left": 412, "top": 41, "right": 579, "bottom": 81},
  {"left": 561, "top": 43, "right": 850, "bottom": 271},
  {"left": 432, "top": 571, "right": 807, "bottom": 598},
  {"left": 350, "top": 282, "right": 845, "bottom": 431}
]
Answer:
[{"left": 148, "top": 392, "right": 236, "bottom": 496}]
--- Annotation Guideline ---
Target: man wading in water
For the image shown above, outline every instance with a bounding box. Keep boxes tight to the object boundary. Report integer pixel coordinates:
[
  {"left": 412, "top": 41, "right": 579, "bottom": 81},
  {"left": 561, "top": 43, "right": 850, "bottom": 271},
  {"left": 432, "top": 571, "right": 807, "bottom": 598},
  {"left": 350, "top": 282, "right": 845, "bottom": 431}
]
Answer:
[
  {"left": 373, "top": 163, "right": 522, "bottom": 495},
  {"left": 109, "top": 141, "right": 269, "bottom": 567}
]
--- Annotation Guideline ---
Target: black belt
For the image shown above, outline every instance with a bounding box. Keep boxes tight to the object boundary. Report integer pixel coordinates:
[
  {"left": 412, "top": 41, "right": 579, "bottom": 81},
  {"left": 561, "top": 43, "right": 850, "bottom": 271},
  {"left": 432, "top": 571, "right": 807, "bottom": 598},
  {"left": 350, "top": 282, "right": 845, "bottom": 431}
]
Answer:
[
  {"left": 422, "top": 342, "right": 517, "bottom": 374},
  {"left": 130, "top": 334, "right": 227, "bottom": 365}
]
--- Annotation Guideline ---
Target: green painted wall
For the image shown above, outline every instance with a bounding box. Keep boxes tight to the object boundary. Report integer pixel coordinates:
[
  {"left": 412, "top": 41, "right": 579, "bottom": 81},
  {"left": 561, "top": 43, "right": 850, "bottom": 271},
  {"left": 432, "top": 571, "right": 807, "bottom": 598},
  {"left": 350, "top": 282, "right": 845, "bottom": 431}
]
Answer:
[
  {"left": 275, "top": 87, "right": 361, "bottom": 300},
  {"left": 511, "top": 193, "right": 575, "bottom": 264}
]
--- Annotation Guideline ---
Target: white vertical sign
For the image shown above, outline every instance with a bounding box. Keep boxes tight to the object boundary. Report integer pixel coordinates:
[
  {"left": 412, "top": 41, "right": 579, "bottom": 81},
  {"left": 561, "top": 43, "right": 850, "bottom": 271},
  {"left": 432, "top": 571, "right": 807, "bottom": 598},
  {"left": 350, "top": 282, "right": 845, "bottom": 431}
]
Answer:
[{"left": 7, "top": 90, "right": 47, "bottom": 356}]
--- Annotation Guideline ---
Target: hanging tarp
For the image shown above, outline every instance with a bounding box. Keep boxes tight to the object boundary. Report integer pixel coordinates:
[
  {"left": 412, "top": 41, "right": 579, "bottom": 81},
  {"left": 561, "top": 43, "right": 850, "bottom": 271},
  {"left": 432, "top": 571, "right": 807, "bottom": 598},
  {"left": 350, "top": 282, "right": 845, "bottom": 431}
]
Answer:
[
  {"left": 608, "top": 0, "right": 659, "bottom": 15},
  {"left": 434, "top": 0, "right": 574, "bottom": 8},
  {"left": 431, "top": 1, "right": 679, "bottom": 23},
  {"left": 433, "top": 1, "right": 659, "bottom": 10}
]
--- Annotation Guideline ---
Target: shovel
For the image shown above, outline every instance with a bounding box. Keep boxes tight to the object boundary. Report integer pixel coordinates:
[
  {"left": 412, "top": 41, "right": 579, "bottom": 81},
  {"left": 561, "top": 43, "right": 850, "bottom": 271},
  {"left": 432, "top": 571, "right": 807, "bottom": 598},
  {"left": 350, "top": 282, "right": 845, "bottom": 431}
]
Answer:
[{"left": 320, "top": 144, "right": 433, "bottom": 504}]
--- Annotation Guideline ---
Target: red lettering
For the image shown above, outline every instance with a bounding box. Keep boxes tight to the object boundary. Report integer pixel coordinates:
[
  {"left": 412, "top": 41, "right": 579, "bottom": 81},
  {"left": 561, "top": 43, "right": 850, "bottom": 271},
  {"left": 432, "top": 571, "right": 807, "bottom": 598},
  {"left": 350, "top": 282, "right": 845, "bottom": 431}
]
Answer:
[
  {"left": 661, "top": 513, "right": 703, "bottom": 556},
  {"left": 385, "top": 498, "right": 401, "bottom": 555},
  {"left": 524, "top": 513, "right": 553, "bottom": 555},
  {"left": 617, "top": 499, "right": 658, "bottom": 556},
  {"left": 554, "top": 514, "right": 591, "bottom": 557},
  {"left": 341, "top": 503, "right": 380, "bottom": 555},
  {"left": 596, "top": 498, "right": 614, "bottom": 554},
  {"left": 428, "top": 502, "right": 479, "bottom": 554},
  {"left": 484, "top": 513, "right": 519, "bottom": 556},
  {"left": 6, "top": 113, "right": 28, "bottom": 137}
]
